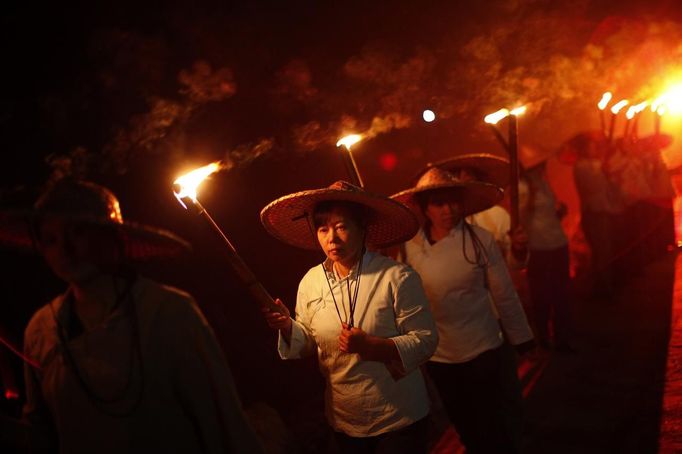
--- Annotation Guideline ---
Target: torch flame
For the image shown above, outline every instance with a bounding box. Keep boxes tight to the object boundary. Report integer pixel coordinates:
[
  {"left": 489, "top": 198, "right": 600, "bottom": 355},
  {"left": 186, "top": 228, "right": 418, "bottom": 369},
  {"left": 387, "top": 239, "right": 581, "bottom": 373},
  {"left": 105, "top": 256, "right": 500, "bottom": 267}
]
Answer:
[
  {"left": 654, "top": 83, "right": 682, "bottom": 114},
  {"left": 484, "top": 108, "right": 510, "bottom": 125},
  {"left": 336, "top": 134, "right": 363, "bottom": 150},
  {"left": 598, "top": 92, "right": 613, "bottom": 110},
  {"left": 657, "top": 105, "right": 667, "bottom": 116},
  {"left": 651, "top": 97, "right": 663, "bottom": 112},
  {"left": 510, "top": 105, "right": 527, "bottom": 116},
  {"left": 633, "top": 101, "right": 648, "bottom": 112},
  {"left": 173, "top": 161, "right": 223, "bottom": 207},
  {"left": 626, "top": 101, "right": 648, "bottom": 119},
  {"left": 610, "top": 99, "right": 629, "bottom": 115}
]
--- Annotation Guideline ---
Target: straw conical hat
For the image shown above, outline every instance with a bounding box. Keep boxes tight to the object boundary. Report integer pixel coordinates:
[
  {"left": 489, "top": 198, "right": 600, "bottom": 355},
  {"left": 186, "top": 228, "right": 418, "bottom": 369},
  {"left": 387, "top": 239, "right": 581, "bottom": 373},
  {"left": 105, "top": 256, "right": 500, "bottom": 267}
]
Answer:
[
  {"left": 0, "top": 179, "right": 191, "bottom": 260},
  {"left": 260, "top": 181, "right": 419, "bottom": 250},
  {"left": 415, "top": 153, "right": 510, "bottom": 187},
  {"left": 391, "top": 167, "right": 502, "bottom": 217},
  {"left": 518, "top": 143, "right": 557, "bottom": 169}
]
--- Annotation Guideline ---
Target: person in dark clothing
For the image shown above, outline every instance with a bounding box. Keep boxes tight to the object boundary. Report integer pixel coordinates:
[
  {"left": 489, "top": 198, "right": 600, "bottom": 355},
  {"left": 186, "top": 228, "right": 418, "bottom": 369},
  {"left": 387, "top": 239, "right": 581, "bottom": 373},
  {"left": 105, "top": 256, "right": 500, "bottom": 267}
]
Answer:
[{"left": 0, "top": 179, "right": 263, "bottom": 454}]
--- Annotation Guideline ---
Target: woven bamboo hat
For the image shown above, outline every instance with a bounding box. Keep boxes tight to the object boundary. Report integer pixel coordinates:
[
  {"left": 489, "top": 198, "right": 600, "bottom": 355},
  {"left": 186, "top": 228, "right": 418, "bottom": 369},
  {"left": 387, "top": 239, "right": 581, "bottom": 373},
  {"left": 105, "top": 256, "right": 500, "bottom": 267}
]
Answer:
[
  {"left": 391, "top": 167, "right": 502, "bottom": 217},
  {"left": 0, "top": 179, "right": 191, "bottom": 260},
  {"left": 260, "top": 181, "right": 419, "bottom": 250},
  {"left": 415, "top": 153, "right": 510, "bottom": 187},
  {"left": 519, "top": 143, "right": 556, "bottom": 169}
]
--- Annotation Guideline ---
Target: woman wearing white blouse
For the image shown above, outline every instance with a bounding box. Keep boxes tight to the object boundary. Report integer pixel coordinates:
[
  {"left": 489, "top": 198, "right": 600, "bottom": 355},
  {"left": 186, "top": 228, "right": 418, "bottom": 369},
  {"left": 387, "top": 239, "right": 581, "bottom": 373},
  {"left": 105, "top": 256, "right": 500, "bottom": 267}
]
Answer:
[
  {"left": 392, "top": 167, "right": 535, "bottom": 454},
  {"left": 260, "top": 181, "right": 438, "bottom": 454}
]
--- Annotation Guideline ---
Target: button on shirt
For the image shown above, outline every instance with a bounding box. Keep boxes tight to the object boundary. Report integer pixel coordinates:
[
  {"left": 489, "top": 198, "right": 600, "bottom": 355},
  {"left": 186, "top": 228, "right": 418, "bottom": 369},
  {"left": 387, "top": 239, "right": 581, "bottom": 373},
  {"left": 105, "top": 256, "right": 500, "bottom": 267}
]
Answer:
[
  {"left": 404, "top": 224, "right": 533, "bottom": 363},
  {"left": 278, "top": 251, "right": 438, "bottom": 437}
]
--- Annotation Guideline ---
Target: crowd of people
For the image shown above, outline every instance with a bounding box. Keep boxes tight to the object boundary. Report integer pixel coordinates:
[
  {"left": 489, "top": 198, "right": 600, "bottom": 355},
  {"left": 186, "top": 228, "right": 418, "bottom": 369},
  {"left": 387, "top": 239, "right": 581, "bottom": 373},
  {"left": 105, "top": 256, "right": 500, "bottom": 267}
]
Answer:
[
  {"left": 563, "top": 131, "right": 676, "bottom": 297},
  {"left": 0, "top": 127, "right": 675, "bottom": 453}
]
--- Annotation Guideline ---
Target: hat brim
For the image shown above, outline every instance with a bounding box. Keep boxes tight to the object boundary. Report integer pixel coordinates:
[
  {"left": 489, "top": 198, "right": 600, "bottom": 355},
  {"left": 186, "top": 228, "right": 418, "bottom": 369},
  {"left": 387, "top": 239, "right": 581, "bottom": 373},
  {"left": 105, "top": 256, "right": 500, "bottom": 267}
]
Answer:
[
  {"left": 416, "top": 153, "right": 510, "bottom": 187},
  {"left": 391, "top": 181, "right": 503, "bottom": 218},
  {"left": 0, "top": 211, "right": 191, "bottom": 261},
  {"left": 260, "top": 187, "right": 419, "bottom": 250}
]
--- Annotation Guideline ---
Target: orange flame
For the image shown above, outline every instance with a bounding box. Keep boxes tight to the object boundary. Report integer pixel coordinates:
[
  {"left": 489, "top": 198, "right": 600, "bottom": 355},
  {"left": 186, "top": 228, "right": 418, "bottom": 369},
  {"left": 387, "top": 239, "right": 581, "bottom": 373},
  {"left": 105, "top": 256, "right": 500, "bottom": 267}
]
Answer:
[
  {"left": 610, "top": 99, "right": 629, "bottom": 115},
  {"left": 651, "top": 97, "right": 663, "bottom": 112},
  {"left": 484, "top": 108, "right": 510, "bottom": 125},
  {"left": 598, "top": 92, "right": 613, "bottom": 110},
  {"left": 626, "top": 101, "right": 648, "bottom": 120},
  {"left": 173, "top": 161, "right": 223, "bottom": 206},
  {"left": 654, "top": 83, "right": 682, "bottom": 114},
  {"left": 336, "top": 134, "right": 363, "bottom": 150},
  {"left": 510, "top": 105, "right": 527, "bottom": 116}
]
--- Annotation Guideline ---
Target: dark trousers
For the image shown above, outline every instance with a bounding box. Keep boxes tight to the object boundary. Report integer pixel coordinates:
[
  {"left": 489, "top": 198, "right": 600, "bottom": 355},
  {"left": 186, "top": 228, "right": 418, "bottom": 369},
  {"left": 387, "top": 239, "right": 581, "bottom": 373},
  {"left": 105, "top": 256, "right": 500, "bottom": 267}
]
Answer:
[
  {"left": 426, "top": 344, "right": 523, "bottom": 454},
  {"left": 527, "top": 245, "right": 572, "bottom": 346},
  {"left": 581, "top": 209, "right": 617, "bottom": 296},
  {"left": 636, "top": 199, "right": 675, "bottom": 265},
  {"left": 334, "top": 417, "right": 428, "bottom": 454}
]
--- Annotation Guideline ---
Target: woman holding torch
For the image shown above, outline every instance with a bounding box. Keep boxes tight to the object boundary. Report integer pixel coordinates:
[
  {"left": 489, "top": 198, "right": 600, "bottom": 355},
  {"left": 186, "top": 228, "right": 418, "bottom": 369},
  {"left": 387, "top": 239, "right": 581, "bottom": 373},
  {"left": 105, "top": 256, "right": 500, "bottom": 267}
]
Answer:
[
  {"left": 260, "top": 180, "right": 438, "bottom": 454},
  {"left": 391, "top": 167, "right": 535, "bottom": 454}
]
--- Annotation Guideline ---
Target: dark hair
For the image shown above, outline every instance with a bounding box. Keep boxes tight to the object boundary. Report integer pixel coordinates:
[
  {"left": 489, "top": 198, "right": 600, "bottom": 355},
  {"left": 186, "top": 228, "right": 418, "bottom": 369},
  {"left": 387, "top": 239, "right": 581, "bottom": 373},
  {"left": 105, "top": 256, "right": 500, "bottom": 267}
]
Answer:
[
  {"left": 416, "top": 189, "right": 489, "bottom": 267},
  {"left": 415, "top": 188, "right": 465, "bottom": 214},
  {"left": 452, "top": 166, "right": 485, "bottom": 182},
  {"left": 312, "top": 200, "right": 369, "bottom": 230}
]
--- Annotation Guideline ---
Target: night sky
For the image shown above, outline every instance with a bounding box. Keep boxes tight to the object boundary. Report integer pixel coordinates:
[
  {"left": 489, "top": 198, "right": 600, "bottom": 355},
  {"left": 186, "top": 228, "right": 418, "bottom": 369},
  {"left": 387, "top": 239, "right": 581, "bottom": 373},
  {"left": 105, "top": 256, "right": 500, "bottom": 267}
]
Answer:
[{"left": 2, "top": 0, "right": 682, "bottom": 432}]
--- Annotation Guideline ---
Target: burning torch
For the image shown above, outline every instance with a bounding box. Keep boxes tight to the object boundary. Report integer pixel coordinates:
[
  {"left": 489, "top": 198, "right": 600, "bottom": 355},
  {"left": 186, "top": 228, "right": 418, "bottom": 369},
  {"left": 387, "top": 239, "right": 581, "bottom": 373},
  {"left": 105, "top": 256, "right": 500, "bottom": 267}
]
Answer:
[
  {"left": 173, "top": 162, "right": 286, "bottom": 315},
  {"left": 651, "top": 98, "right": 666, "bottom": 137},
  {"left": 625, "top": 101, "right": 648, "bottom": 140},
  {"left": 484, "top": 108, "right": 510, "bottom": 152},
  {"left": 655, "top": 106, "right": 665, "bottom": 136},
  {"left": 336, "top": 134, "right": 365, "bottom": 188},
  {"left": 597, "top": 92, "right": 612, "bottom": 137},
  {"left": 484, "top": 105, "right": 526, "bottom": 230},
  {"left": 608, "top": 99, "right": 629, "bottom": 143}
]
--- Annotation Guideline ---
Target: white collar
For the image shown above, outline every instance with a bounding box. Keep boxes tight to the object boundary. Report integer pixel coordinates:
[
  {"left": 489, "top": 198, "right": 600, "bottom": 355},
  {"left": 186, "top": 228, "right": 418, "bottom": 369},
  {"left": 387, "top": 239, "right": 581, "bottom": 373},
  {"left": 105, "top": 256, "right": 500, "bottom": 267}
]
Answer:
[{"left": 322, "top": 250, "right": 370, "bottom": 281}]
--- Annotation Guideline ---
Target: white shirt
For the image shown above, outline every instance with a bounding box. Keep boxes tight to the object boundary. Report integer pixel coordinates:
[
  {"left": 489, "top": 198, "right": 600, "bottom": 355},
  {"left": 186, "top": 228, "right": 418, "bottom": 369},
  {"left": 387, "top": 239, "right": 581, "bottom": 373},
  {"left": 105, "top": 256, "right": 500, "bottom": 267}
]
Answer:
[
  {"left": 403, "top": 224, "right": 533, "bottom": 363},
  {"left": 604, "top": 145, "right": 674, "bottom": 203},
  {"left": 573, "top": 157, "right": 625, "bottom": 213},
  {"left": 278, "top": 251, "right": 438, "bottom": 437},
  {"left": 468, "top": 205, "right": 525, "bottom": 269},
  {"left": 519, "top": 177, "right": 568, "bottom": 251}
]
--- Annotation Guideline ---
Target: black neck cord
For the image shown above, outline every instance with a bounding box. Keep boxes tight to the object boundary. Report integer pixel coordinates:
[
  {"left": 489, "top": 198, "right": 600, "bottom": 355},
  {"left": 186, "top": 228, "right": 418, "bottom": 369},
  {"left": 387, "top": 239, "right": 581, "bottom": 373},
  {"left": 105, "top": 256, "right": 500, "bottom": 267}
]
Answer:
[
  {"left": 50, "top": 272, "right": 146, "bottom": 418},
  {"left": 321, "top": 252, "right": 363, "bottom": 328}
]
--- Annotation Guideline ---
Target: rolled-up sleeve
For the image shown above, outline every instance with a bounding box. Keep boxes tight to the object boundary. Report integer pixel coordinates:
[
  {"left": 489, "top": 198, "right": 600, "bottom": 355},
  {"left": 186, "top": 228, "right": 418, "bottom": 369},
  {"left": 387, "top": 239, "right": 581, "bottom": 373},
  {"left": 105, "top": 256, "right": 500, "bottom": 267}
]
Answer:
[{"left": 390, "top": 269, "right": 438, "bottom": 373}]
